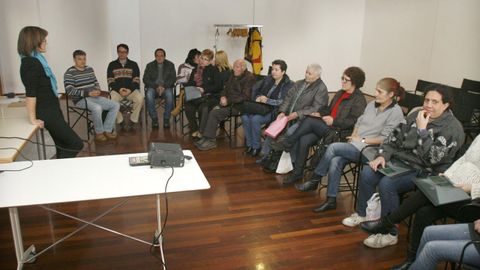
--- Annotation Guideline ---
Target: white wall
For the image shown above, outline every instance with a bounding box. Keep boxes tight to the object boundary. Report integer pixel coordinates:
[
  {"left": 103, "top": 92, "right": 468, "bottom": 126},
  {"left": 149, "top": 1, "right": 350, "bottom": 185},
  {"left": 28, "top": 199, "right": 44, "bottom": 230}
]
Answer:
[
  {"left": 360, "top": 0, "right": 480, "bottom": 94},
  {"left": 0, "top": 0, "right": 111, "bottom": 94},
  {"left": 1, "top": 0, "right": 479, "bottom": 96}
]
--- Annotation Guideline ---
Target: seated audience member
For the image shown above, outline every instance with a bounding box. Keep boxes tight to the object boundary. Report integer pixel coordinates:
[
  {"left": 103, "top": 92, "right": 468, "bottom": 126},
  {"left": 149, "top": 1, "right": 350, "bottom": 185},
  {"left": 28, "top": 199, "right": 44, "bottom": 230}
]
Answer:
[
  {"left": 215, "top": 50, "right": 232, "bottom": 84},
  {"left": 107, "top": 43, "right": 143, "bottom": 131},
  {"left": 361, "top": 134, "right": 479, "bottom": 269},
  {"left": 343, "top": 85, "right": 465, "bottom": 249},
  {"left": 194, "top": 59, "right": 256, "bottom": 151},
  {"left": 143, "top": 48, "right": 176, "bottom": 129},
  {"left": 242, "top": 60, "right": 293, "bottom": 157},
  {"left": 184, "top": 49, "right": 222, "bottom": 140},
  {"left": 298, "top": 78, "right": 406, "bottom": 213},
  {"left": 407, "top": 220, "right": 480, "bottom": 270},
  {"left": 281, "top": 67, "right": 367, "bottom": 185},
  {"left": 64, "top": 50, "right": 120, "bottom": 142},
  {"left": 171, "top": 48, "right": 201, "bottom": 117},
  {"left": 259, "top": 63, "right": 328, "bottom": 162}
]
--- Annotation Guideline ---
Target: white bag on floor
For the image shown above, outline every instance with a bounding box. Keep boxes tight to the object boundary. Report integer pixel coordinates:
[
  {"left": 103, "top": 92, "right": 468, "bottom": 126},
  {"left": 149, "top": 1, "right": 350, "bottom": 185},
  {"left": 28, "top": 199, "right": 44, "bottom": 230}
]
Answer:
[
  {"left": 366, "top": 193, "right": 381, "bottom": 221},
  {"left": 276, "top": 151, "right": 293, "bottom": 174}
]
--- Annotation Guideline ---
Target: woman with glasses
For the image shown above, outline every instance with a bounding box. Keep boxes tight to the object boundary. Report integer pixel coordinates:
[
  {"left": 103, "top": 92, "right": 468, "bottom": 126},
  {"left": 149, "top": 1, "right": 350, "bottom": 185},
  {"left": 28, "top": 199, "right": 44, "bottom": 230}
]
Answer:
[
  {"left": 18, "top": 26, "right": 83, "bottom": 158},
  {"left": 282, "top": 67, "right": 367, "bottom": 186},
  {"left": 184, "top": 49, "right": 222, "bottom": 140}
]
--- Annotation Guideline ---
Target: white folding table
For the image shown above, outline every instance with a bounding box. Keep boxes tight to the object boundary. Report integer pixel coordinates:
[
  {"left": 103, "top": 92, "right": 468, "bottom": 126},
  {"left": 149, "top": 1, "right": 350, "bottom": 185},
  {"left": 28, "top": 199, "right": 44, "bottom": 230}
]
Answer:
[{"left": 0, "top": 151, "right": 210, "bottom": 270}]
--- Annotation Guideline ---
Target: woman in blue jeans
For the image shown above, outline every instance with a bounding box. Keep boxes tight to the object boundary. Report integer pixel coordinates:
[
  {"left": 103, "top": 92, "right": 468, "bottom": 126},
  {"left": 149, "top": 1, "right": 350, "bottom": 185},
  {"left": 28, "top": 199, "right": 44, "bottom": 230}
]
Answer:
[
  {"left": 241, "top": 60, "right": 293, "bottom": 157},
  {"left": 296, "top": 78, "right": 406, "bottom": 214},
  {"left": 343, "top": 86, "right": 465, "bottom": 249},
  {"left": 409, "top": 221, "right": 480, "bottom": 269}
]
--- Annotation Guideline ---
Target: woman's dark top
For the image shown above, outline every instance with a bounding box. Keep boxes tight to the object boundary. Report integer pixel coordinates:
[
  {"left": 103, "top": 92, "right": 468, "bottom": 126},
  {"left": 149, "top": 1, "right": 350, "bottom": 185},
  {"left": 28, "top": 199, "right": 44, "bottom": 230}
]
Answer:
[{"left": 20, "top": 56, "right": 61, "bottom": 115}]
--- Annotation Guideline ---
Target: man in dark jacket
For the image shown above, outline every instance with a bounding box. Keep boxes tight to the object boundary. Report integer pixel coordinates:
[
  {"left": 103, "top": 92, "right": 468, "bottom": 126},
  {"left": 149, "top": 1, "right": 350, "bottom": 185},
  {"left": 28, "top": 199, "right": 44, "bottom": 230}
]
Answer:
[
  {"left": 107, "top": 43, "right": 142, "bottom": 131},
  {"left": 143, "top": 48, "right": 176, "bottom": 128},
  {"left": 195, "top": 59, "right": 256, "bottom": 151}
]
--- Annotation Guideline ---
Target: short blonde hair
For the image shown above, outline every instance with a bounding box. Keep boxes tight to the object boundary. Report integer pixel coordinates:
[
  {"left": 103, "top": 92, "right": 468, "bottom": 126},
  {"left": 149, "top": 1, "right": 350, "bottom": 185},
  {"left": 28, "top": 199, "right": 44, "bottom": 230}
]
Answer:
[
  {"left": 201, "top": 49, "right": 214, "bottom": 61},
  {"left": 215, "top": 50, "right": 231, "bottom": 72}
]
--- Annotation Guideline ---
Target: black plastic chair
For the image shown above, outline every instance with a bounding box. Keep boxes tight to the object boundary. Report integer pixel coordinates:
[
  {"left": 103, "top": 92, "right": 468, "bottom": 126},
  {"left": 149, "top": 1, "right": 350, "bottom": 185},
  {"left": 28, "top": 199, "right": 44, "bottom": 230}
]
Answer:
[{"left": 415, "top": 79, "right": 440, "bottom": 95}]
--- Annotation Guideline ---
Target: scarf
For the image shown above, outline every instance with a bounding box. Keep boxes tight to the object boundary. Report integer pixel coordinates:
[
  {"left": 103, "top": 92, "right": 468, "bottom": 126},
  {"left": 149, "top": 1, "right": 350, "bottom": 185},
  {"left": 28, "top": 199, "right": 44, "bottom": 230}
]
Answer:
[{"left": 21, "top": 51, "right": 58, "bottom": 96}]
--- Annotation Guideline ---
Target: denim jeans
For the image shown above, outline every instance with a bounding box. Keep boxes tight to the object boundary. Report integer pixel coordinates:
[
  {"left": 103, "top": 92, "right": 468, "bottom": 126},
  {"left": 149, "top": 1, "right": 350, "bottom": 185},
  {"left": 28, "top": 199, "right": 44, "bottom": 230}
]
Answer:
[
  {"left": 145, "top": 87, "right": 174, "bottom": 121},
  {"left": 410, "top": 223, "right": 480, "bottom": 270},
  {"left": 76, "top": 96, "right": 120, "bottom": 133},
  {"left": 356, "top": 166, "right": 417, "bottom": 217},
  {"left": 313, "top": 142, "right": 367, "bottom": 198},
  {"left": 241, "top": 113, "right": 273, "bottom": 149},
  {"left": 261, "top": 122, "right": 299, "bottom": 155}
]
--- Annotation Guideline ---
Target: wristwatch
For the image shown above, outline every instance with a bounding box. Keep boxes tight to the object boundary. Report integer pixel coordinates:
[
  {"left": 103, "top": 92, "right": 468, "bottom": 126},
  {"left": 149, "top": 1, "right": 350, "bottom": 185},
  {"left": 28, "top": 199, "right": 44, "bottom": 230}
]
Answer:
[{"left": 361, "top": 138, "right": 366, "bottom": 143}]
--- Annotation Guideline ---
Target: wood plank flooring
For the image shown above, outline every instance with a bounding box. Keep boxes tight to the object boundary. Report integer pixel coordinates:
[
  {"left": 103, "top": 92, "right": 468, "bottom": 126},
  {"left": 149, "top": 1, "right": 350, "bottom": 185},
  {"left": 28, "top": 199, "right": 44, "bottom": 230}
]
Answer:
[{"left": 0, "top": 113, "right": 410, "bottom": 270}]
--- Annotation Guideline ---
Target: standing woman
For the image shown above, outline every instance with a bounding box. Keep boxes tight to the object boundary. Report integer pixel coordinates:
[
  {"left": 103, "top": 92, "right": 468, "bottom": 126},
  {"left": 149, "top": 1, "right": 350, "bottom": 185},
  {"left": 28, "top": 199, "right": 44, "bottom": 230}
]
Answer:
[{"left": 18, "top": 26, "right": 83, "bottom": 158}]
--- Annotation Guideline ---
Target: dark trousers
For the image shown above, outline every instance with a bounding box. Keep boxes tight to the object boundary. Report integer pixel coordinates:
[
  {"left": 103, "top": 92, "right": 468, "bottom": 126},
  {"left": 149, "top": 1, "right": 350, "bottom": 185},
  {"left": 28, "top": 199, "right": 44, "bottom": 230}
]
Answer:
[
  {"left": 202, "top": 106, "right": 240, "bottom": 139},
  {"left": 387, "top": 190, "right": 470, "bottom": 259},
  {"left": 288, "top": 117, "right": 331, "bottom": 174},
  {"left": 185, "top": 97, "right": 217, "bottom": 134},
  {"left": 39, "top": 109, "right": 83, "bottom": 159}
]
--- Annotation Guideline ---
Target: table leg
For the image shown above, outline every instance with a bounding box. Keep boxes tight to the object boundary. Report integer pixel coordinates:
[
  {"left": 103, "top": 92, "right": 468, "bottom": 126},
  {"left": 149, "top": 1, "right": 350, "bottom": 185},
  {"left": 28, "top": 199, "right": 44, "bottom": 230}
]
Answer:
[
  {"left": 41, "top": 129, "right": 46, "bottom": 159},
  {"left": 156, "top": 194, "right": 166, "bottom": 270},
  {"left": 9, "top": 207, "right": 36, "bottom": 270},
  {"left": 35, "top": 129, "right": 42, "bottom": 160}
]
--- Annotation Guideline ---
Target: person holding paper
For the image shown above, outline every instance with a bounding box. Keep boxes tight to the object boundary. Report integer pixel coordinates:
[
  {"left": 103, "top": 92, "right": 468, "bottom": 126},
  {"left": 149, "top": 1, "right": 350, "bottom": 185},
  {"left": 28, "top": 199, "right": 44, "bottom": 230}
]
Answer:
[
  {"left": 343, "top": 85, "right": 465, "bottom": 249},
  {"left": 297, "top": 78, "right": 406, "bottom": 214},
  {"left": 360, "top": 134, "right": 480, "bottom": 269},
  {"left": 281, "top": 66, "right": 367, "bottom": 185},
  {"left": 258, "top": 63, "right": 328, "bottom": 164}
]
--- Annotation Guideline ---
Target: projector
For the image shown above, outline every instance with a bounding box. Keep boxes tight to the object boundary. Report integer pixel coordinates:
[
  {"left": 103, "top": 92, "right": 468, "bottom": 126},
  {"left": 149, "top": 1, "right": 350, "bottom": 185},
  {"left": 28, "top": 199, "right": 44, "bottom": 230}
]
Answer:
[{"left": 148, "top": 142, "right": 185, "bottom": 168}]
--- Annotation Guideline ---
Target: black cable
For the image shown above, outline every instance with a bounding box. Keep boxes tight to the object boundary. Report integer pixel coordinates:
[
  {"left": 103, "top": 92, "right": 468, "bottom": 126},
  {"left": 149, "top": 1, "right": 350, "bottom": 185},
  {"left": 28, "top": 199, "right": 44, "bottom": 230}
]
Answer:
[
  {"left": 149, "top": 166, "right": 174, "bottom": 269},
  {"left": 0, "top": 147, "right": 34, "bottom": 172}
]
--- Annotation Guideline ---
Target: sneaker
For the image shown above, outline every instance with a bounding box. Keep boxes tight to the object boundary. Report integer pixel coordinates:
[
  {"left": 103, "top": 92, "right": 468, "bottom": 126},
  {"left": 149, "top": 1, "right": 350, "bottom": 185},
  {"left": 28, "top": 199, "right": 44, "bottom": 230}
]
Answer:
[
  {"left": 197, "top": 138, "right": 217, "bottom": 151},
  {"left": 363, "top": 233, "right": 398, "bottom": 248},
  {"left": 152, "top": 119, "right": 159, "bottom": 129},
  {"left": 342, "top": 213, "right": 367, "bottom": 227}
]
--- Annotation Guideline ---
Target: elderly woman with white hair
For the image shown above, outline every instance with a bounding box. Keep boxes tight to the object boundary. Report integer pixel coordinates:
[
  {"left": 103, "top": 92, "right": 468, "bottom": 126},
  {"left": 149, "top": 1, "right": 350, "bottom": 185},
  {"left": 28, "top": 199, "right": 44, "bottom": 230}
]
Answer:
[
  {"left": 258, "top": 63, "right": 329, "bottom": 162},
  {"left": 282, "top": 66, "right": 367, "bottom": 185}
]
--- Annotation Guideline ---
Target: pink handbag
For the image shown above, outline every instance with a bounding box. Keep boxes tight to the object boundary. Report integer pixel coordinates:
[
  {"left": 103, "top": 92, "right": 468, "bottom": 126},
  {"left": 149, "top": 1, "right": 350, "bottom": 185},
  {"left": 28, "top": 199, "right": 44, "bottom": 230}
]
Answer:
[{"left": 264, "top": 116, "right": 288, "bottom": 139}]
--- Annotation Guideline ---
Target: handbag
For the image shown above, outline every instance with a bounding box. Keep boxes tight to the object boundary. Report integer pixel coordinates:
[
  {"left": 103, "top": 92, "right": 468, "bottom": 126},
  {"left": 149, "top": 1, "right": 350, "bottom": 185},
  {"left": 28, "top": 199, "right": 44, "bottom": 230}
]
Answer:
[
  {"left": 264, "top": 117, "right": 288, "bottom": 139},
  {"left": 261, "top": 150, "right": 283, "bottom": 173},
  {"left": 239, "top": 101, "right": 273, "bottom": 116}
]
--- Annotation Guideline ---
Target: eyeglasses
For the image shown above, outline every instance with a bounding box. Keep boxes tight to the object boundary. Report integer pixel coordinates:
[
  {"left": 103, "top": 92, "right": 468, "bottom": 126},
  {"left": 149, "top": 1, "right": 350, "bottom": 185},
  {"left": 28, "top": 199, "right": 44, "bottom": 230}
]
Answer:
[
  {"left": 117, "top": 50, "right": 128, "bottom": 54},
  {"left": 341, "top": 76, "right": 351, "bottom": 82}
]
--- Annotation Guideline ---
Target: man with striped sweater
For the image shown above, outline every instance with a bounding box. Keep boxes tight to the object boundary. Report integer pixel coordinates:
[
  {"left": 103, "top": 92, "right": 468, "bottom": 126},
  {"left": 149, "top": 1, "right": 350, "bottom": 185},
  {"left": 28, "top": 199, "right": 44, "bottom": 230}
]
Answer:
[{"left": 64, "top": 50, "right": 120, "bottom": 142}]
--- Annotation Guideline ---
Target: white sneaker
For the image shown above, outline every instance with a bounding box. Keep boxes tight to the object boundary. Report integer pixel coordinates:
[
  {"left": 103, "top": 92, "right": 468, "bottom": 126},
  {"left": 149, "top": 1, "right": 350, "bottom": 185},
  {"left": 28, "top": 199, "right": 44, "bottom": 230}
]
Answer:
[
  {"left": 342, "top": 213, "right": 366, "bottom": 227},
  {"left": 363, "top": 233, "right": 398, "bottom": 248}
]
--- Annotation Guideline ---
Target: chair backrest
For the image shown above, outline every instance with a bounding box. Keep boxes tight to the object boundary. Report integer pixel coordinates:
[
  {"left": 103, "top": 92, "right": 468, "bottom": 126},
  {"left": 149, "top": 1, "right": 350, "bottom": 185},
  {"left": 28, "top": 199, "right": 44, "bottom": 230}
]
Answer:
[
  {"left": 415, "top": 79, "right": 439, "bottom": 94},
  {"left": 461, "top": 78, "right": 480, "bottom": 94},
  {"left": 399, "top": 92, "right": 423, "bottom": 115},
  {"left": 451, "top": 87, "right": 478, "bottom": 124}
]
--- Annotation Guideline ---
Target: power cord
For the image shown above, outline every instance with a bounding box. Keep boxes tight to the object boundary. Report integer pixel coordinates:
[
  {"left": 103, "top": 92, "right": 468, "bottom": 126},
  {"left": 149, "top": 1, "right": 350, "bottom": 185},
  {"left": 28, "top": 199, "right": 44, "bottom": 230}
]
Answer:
[
  {"left": 0, "top": 147, "right": 33, "bottom": 172},
  {"left": 149, "top": 166, "right": 174, "bottom": 269}
]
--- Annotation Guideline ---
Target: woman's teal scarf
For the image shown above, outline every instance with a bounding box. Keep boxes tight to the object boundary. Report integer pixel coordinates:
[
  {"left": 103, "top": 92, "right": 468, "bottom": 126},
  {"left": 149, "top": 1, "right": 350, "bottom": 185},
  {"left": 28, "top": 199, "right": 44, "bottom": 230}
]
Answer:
[{"left": 21, "top": 51, "right": 58, "bottom": 97}]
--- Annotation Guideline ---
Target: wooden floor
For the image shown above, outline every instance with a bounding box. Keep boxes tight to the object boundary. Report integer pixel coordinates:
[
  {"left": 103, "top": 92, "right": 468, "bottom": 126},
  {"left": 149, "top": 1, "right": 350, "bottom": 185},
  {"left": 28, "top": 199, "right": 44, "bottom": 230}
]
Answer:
[{"left": 0, "top": 113, "right": 410, "bottom": 270}]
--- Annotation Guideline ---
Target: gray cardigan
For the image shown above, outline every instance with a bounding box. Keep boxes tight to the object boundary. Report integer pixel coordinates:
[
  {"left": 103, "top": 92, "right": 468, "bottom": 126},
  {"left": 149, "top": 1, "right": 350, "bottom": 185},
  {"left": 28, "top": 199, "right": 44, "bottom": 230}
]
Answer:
[{"left": 278, "top": 78, "right": 328, "bottom": 119}]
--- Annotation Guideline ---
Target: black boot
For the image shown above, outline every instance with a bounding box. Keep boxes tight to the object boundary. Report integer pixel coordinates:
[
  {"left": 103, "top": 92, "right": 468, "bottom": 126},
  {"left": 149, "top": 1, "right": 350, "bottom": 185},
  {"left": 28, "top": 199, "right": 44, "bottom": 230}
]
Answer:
[
  {"left": 313, "top": 197, "right": 337, "bottom": 213},
  {"left": 360, "top": 216, "right": 395, "bottom": 234},
  {"left": 283, "top": 168, "right": 303, "bottom": 185},
  {"left": 295, "top": 174, "right": 322, "bottom": 192},
  {"left": 390, "top": 247, "right": 416, "bottom": 270}
]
